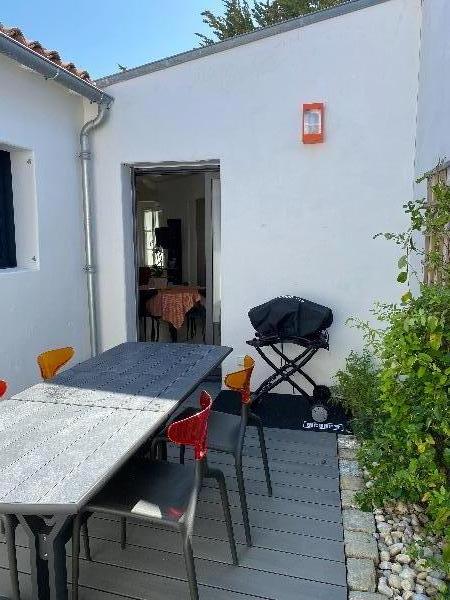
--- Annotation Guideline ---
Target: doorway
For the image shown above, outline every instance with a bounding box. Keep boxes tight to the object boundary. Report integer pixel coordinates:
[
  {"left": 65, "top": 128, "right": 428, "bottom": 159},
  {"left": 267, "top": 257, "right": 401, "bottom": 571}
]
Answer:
[{"left": 132, "top": 163, "right": 221, "bottom": 346}]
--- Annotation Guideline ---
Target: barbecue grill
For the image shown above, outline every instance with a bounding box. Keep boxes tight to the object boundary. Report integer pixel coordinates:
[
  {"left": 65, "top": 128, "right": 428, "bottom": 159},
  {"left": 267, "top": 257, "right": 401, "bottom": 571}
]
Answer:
[{"left": 247, "top": 296, "right": 333, "bottom": 423}]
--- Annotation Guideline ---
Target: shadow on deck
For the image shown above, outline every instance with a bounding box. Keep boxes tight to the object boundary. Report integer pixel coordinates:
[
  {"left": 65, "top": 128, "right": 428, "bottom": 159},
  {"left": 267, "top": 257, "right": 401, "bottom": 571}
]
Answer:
[{"left": 0, "top": 427, "right": 346, "bottom": 600}]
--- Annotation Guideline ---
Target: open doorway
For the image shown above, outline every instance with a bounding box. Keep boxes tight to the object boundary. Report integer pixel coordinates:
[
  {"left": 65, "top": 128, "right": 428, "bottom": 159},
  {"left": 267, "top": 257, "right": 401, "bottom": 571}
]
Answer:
[{"left": 133, "top": 164, "right": 221, "bottom": 346}]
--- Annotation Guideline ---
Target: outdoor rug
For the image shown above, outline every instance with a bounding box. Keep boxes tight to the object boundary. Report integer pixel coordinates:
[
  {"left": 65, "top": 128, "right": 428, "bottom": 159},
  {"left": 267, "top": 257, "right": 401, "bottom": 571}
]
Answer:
[{"left": 213, "top": 390, "right": 351, "bottom": 433}]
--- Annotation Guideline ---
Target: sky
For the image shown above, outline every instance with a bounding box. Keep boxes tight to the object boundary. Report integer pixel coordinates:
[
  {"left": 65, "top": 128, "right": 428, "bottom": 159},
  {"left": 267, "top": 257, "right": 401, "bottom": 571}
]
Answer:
[{"left": 0, "top": 0, "right": 225, "bottom": 79}]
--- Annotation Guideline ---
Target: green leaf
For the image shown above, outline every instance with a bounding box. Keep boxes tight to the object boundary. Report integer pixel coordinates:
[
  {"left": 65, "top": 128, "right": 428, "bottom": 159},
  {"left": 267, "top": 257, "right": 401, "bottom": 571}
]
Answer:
[
  {"left": 427, "top": 315, "right": 439, "bottom": 331},
  {"left": 401, "top": 290, "right": 413, "bottom": 304},
  {"left": 398, "top": 255, "right": 408, "bottom": 269},
  {"left": 429, "top": 332, "right": 442, "bottom": 350},
  {"left": 443, "top": 448, "right": 450, "bottom": 468},
  {"left": 417, "top": 366, "right": 426, "bottom": 378},
  {"left": 397, "top": 271, "right": 408, "bottom": 283}
]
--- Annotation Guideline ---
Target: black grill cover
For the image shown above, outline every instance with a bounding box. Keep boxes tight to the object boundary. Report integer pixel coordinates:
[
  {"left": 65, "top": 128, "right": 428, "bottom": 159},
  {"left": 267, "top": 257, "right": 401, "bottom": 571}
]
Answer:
[{"left": 249, "top": 296, "right": 333, "bottom": 340}]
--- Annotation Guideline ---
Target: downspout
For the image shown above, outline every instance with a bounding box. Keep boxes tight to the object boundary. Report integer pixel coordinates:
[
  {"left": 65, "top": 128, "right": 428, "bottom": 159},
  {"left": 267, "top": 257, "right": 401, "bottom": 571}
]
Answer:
[{"left": 80, "top": 102, "right": 111, "bottom": 357}]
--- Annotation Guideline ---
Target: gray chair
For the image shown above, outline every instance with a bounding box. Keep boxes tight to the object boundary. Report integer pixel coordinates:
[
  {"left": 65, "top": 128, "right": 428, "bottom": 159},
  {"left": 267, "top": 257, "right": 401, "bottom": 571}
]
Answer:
[
  {"left": 155, "top": 356, "right": 272, "bottom": 548},
  {"left": 72, "top": 392, "right": 238, "bottom": 600}
]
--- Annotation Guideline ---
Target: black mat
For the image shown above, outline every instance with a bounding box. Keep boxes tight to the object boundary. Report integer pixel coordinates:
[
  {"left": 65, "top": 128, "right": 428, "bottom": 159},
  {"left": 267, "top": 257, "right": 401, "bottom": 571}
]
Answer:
[{"left": 213, "top": 390, "right": 351, "bottom": 434}]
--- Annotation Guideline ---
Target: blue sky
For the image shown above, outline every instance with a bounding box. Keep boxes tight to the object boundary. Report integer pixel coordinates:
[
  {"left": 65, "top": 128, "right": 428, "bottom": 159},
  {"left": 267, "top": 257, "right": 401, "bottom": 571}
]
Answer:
[{"left": 1, "top": 0, "right": 224, "bottom": 79}]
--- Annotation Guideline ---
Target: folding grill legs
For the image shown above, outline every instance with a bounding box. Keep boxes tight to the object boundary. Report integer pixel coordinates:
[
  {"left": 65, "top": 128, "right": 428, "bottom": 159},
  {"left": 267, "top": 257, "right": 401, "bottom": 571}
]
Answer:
[{"left": 252, "top": 342, "right": 320, "bottom": 405}]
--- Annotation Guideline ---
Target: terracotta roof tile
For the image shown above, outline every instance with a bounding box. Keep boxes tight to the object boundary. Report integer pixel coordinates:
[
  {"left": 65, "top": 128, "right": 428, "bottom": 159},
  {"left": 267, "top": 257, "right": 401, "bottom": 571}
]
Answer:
[{"left": 0, "top": 24, "right": 92, "bottom": 82}]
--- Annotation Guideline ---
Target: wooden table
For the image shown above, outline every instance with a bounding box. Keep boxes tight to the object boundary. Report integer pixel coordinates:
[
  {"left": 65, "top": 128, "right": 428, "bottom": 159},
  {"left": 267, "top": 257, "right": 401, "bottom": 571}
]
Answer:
[{"left": 0, "top": 342, "right": 231, "bottom": 600}]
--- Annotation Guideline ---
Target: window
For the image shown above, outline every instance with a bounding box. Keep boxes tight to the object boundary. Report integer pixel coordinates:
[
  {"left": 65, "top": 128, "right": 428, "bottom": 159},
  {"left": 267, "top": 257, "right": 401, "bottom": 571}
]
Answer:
[
  {"left": 0, "top": 150, "right": 17, "bottom": 269},
  {"left": 142, "top": 207, "right": 160, "bottom": 267}
]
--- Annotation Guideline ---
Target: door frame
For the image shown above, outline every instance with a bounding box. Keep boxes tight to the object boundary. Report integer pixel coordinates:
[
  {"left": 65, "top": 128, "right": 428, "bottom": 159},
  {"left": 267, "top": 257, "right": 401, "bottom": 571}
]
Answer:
[{"left": 129, "top": 160, "right": 221, "bottom": 343}]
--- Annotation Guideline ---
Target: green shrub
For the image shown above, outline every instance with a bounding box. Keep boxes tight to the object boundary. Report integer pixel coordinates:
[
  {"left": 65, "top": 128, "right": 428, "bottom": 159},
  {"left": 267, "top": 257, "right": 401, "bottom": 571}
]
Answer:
[
  {"left": 332, "top": 350, "right": 380, "bottom": 438},
  {"left": 336, "top": 176, "right": 450, "bottom": 574},
  {"left": 356, "top": 284, "right": 450, "bottom": 551}
]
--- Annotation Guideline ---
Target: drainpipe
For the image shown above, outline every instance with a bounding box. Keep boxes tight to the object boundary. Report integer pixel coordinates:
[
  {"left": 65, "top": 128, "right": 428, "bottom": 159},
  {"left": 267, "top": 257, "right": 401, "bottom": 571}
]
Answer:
[{"left": 80, "top": 102, "right": 111, "bottom": 357}]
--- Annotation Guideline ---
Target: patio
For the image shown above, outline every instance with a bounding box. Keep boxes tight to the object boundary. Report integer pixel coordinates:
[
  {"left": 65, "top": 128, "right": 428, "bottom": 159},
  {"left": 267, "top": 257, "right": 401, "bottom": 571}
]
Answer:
[{"left": 0, "top": 401, "right": 346, "bottom": 600}]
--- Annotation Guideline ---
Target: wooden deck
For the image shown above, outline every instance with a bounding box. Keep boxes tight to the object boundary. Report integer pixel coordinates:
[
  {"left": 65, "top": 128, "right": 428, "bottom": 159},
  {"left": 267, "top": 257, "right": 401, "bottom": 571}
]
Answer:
[{"left": 0, "top": 427, "right": 346, "bottom": 600}]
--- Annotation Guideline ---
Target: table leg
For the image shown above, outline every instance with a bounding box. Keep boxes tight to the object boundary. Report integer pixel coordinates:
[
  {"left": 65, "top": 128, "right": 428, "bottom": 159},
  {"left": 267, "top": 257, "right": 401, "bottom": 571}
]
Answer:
[
  {"left": 17, "top": 514, "right": 72, "bottom": 600},
  {"left": 168, "top": 324, "right": 178, "bottom": 343}
]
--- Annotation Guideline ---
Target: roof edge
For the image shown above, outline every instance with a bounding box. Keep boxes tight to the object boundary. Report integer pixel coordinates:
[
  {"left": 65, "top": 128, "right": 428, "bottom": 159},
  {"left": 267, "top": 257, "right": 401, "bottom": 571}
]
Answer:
[
  {"left": 95, "top": 0, "right": 391, "bottom": 88},
  {"left": 0, "top": 30, "right": 113, "bottom": 105}
]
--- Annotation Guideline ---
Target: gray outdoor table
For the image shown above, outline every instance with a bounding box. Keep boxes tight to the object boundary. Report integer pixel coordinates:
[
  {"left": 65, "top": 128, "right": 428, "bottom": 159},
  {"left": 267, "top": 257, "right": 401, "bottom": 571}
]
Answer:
[{"left": 0, "top": 342, "right": 231, "bottom": 600}]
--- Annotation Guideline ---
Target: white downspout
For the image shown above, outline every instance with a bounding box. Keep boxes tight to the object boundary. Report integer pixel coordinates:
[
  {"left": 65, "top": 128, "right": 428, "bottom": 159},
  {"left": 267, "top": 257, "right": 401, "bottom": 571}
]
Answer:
[{"left": 80, "top": 102, "right": 111, "bottom": 357}]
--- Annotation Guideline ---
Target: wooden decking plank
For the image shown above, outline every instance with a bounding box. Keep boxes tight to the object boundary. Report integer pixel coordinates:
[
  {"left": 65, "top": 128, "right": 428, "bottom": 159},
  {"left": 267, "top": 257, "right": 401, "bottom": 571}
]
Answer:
[
  {"left": 176, "top": 458, "right": 339, "bottom": 492},
  {"left": 202, "top": 472, "right": 341, "bottom": 506},
  {"left": 196, "top": 501, "right": 343, "bottom": 540},
  {"left": 245, "top": 426, "right": 337, "bottom": 447},
  {"left": 199, "top": 487, "right": 343, "bottom": 522},
  {"left": 245, "top": 436, "right": 336, "bottom": 456},
  {"left": 242, "top": 442, "right": 339, "bottom": 467},
  {"left": 167, "top": 446, "right": 338, "bottom": 478}
]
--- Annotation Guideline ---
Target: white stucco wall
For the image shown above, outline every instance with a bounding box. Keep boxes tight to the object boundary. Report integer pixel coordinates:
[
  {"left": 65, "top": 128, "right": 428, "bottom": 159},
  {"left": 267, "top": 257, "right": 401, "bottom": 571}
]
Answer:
[
  {"left": 0, "top": 54, "right": 89, "bottom": 395},
  {"left": 89, "top": 0, "right": 422, "bottom": 388},
  {"left": 415, "top": 0, "right": 450, "bottom": 178}
]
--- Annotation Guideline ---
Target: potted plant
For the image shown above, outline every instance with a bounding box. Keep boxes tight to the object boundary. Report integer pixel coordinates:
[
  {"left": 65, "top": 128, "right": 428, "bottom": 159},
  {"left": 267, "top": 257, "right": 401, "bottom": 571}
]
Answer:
[{"left": 148, "top": 248, "right": 167, "bottom": 288}]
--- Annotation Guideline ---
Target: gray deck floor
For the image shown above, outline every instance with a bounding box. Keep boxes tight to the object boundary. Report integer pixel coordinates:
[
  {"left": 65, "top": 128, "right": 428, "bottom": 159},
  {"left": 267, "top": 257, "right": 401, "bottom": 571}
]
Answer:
[{"left": 0, "top": 425, "right": 346, "bottom": 600}]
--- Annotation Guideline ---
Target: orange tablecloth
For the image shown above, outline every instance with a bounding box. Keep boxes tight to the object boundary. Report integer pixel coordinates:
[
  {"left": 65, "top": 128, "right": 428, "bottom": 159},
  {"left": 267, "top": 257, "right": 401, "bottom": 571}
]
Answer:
[{"left": 146, "top": 287, "right": 202, "bottom": 329}]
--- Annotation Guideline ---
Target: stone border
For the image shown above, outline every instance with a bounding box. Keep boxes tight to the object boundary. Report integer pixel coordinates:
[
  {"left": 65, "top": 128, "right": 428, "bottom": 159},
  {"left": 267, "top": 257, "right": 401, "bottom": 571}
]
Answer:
[{"left": 338, "top": 435, "right": 385, "bottom": 600}]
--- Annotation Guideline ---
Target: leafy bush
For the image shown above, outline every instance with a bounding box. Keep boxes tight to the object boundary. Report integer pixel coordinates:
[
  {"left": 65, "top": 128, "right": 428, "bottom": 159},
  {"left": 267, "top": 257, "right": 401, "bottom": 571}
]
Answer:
[
  {"left": 335, "top": 177, "right": 450, "bottom": 573},
  {"left": 332, "top": 350, "right": 380, "bottom": 438},
  {"left": 356, "top": 285, "right": 450, "bottom": 544}
]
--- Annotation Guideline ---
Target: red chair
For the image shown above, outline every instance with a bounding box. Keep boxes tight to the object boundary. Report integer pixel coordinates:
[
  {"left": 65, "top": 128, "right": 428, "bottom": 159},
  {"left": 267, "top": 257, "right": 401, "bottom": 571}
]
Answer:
[{"left": 72, "top": 391, "right": 238, "bottom": 600}]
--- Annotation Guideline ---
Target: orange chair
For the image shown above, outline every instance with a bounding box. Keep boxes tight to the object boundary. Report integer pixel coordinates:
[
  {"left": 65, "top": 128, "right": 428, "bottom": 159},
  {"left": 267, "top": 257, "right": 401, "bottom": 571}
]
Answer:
[
  {"left": 0, "top": 380, "right": 7, "bottom": 398},
  {"left": 37, "top": 347, "right": 75, "bottom": 380}
]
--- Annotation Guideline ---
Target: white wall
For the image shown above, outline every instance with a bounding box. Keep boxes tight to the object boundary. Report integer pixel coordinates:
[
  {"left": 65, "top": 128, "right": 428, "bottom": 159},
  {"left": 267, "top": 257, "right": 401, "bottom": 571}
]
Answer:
[
  {"left": 89, "top": 0, "right": 422, "bottom": 388},
  {"left": 415, "top": 0, "right": 450, "bottom": 178},
  {"left": 0, "top": 54, "right": 89, "bottom": 395}
]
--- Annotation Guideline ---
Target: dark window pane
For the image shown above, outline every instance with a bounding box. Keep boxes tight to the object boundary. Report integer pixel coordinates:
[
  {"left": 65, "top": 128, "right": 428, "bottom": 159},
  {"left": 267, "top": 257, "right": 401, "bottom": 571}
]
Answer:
[{"left": 0, "top": 150, "right": 17, "bottom": 269}]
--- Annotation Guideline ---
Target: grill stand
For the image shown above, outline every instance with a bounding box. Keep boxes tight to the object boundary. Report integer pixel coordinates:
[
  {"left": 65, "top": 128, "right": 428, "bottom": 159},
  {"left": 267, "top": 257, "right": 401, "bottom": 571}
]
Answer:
[{"left": 247, "top": 334, "right": 330, "bottom": 421}]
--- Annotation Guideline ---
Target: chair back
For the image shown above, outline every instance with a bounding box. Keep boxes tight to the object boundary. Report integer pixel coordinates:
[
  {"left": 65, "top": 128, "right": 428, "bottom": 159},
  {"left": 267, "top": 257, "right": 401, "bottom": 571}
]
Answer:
[
  {"left": 37, "top": 347, "right": 75, "bottom": 380},
  {"left": 224, "top": 355, "right": 255, "bottom": 405},
  {"left": 167, "top": 391, "right": 212, "bottom": 460},
  {"left": 0, "top": 380, "right": 7, "bottom": 398}
]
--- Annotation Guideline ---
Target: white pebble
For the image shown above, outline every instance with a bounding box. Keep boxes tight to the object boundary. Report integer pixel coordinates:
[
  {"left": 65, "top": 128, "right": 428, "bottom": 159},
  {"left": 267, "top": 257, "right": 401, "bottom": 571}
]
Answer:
[
  {"left": 401, "top": 579, "right": 414, "bottom": 592},
  {"left": 390, "top": 543, "right": 404, "bottom": 556},
  {"left": 400, "top": 567, "right": 415, "bottom": 580},
  {"left": 378, "top": 577, "right": 394, "bottom": 597},
  {"left": 388, "top": 574, "right": 402, "bottom": 589},
  {"left": 426, "top": 576, "right": 446, "bottom": 592},
  {"left": 396, "top": 554, "right": 411, "bottom": 564}
]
